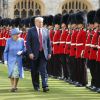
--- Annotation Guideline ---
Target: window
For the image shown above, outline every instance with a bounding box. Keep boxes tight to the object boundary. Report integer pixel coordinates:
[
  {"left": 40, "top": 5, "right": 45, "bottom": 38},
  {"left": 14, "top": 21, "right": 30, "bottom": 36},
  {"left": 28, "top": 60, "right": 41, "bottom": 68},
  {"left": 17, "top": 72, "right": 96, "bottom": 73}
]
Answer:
[
  {"left": 35, "top": 9, "right": 41, "bottom": 15},
  {"left": 21, "top": 9, "right": 26, "bottom": 18},
  {"left": 14, "top": 0, "right": 42, "bottom": 18},
  {"left": 62, "top": 0, "right": 88, "bottom": 14},
  {"left": 62, "top": 10, "right": 67, "bottom": 15},
  {"left": 28, "top": 10, "right": 33, "bottom": 17},
  {"left": 14, "top": 9, "right": 20, "bottom": 18}
]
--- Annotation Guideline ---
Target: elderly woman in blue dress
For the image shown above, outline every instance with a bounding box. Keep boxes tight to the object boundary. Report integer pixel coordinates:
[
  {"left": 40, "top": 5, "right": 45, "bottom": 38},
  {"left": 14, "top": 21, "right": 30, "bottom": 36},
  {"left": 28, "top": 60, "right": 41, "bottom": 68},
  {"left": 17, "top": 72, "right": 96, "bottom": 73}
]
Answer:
[{"left": 4, "top": 28, "right": 26, "bottom": 92}]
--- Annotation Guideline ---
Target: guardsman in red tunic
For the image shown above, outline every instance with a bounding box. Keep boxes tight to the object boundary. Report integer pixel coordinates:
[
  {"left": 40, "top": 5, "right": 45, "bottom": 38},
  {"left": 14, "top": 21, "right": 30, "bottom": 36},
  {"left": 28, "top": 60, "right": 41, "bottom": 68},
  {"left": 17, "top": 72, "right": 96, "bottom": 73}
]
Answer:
[
  {"left": 2, "top": 27, "right": 6, "bottom": 47},
  {"left": 84, "top": 11, "right": 96, "bottom": 90},
  {"left": 69, "top": 13, "right": 79, "bottom": 84},
  {"left": 64, "top": 24, "right": 71, "bottom": 82},
  {"left": 59, "top": 14, "right": 69, "bottom": 80},
  {"left": 75, "top": 11, "right": 87, "bottom": 87},
  {"left": 52, "top": 14, "right": 62, "bottom": 78},
  {"left": 89, "top": 9, "right": 100, "bottom": 92},
  {"left": 0, "top": 27, "right": 3, "bottom": 61},
  {"left": 96, "top": 32, "right": 100, "bottom": 93},
  {"left": 47, "top": 15, "right": 54, "bottom": 76}
]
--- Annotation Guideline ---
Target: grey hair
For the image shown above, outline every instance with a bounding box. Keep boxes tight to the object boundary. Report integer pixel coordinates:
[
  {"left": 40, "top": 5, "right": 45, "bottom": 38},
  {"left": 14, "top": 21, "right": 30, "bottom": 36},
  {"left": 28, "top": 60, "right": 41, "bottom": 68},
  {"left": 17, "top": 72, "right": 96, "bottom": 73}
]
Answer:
[{"left": 35, "top": 17, "right": 44, "bottom": 22}]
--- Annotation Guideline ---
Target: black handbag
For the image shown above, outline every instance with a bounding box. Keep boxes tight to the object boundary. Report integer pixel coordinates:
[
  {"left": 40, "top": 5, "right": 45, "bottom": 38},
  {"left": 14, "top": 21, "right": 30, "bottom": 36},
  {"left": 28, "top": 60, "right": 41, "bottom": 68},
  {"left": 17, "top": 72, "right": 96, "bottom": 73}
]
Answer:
[{"left": 22, "top": 51, "right": 31, "bottom": 69}]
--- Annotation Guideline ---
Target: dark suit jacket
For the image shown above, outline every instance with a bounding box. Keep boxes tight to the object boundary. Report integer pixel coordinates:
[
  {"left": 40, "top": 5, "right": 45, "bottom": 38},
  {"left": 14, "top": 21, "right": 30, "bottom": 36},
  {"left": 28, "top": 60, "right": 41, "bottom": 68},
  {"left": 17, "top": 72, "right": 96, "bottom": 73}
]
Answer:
[{"left": 26, "top": 26, "right": 51, "bottom": 60}]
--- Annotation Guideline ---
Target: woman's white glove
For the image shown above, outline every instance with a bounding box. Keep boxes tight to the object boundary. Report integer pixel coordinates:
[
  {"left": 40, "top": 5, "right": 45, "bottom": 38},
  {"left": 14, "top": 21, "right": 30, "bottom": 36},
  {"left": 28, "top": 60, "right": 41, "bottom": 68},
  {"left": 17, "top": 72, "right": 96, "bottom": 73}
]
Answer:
[
  {"left": 4, "top": 61, "right": 7, "bottom": 64},
  {"left": 4, "top": 61, "right": 7, "bottom": 67},
  {"left": 17, "top": 51, "right": 23, "bottom": 56}
]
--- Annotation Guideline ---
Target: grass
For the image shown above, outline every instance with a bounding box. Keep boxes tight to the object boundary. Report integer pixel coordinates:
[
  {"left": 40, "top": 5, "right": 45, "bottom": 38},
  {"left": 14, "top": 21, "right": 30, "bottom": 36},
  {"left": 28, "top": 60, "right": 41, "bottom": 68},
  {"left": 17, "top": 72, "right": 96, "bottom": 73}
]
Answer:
[{"left": 0, "top": 64, "right": 100, "bottom": 100}]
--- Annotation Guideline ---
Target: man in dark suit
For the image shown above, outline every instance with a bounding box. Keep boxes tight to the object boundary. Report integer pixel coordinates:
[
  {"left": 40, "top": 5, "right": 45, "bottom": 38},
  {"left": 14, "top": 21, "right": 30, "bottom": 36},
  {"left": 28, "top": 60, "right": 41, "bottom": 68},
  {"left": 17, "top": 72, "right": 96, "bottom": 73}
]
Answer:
[{"left": 26, "top": 17, "right": 51, "bottom": 92}]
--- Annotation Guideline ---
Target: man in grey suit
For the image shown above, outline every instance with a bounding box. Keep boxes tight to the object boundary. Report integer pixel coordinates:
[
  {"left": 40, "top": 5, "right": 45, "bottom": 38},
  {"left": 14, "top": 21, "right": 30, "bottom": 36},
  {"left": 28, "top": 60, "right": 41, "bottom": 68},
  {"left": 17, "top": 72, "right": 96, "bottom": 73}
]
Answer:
[{"left": 26, "top": 17, "right": 51, "bottom": 92}]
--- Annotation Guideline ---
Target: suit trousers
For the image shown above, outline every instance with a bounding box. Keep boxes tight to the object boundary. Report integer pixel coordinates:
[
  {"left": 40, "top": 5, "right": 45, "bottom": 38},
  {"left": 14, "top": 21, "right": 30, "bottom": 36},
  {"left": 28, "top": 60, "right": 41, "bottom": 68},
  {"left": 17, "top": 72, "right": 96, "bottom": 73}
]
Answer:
[{"left": 31, "top": 51, "right": 48, "bottom": 89}]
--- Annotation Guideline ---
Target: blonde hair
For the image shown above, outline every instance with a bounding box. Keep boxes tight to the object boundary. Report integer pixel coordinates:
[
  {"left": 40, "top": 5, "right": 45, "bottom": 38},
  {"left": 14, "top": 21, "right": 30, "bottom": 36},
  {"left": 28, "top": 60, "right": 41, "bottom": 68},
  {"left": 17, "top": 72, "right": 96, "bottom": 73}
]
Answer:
[{"left": 35, "top": 17, "right": 44, "bottom": 22}]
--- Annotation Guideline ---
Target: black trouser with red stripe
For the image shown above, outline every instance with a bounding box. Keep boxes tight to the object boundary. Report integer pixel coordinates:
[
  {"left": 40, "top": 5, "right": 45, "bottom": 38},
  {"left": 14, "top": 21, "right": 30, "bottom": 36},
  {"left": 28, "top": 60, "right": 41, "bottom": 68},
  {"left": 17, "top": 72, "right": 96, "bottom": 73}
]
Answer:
[
  {"left": 0, "top": 46, "right": 5, "bottom": 61},
  {"left": 53, "top": 54, "right": 62, "bottom": 77},
  {"left": 76, "top": 58, "right": 88, "bottom": 86},
  {"left": 65, "top": 54, "right": 71, "bottom": 79},
  {"left": 60, "top": 54, "right": 69, "bottom": 79},
  {"left": 87, "top": 60, "right": 97, "bottom": 86},
  {"left": 95, "top": 61, "right": 100, "bottom": 88},
  {"left": 69, "top": 56, "right": 77, "bottom": 82}
]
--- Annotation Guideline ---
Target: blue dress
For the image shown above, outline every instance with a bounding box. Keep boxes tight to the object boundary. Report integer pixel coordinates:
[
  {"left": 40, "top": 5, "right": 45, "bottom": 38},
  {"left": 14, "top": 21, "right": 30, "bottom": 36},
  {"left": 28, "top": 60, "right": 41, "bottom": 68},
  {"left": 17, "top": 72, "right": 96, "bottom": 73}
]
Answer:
[{"left": 4, "top": 38, "right": 26, "bottom": 78}]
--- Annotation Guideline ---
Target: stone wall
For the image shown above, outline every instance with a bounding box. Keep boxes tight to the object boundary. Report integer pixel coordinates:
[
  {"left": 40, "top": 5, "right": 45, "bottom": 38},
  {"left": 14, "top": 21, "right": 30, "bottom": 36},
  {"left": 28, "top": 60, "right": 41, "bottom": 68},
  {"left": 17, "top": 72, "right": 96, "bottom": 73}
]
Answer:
[{"left": 1, "top": 0, "right": 100, "bottom": 18}]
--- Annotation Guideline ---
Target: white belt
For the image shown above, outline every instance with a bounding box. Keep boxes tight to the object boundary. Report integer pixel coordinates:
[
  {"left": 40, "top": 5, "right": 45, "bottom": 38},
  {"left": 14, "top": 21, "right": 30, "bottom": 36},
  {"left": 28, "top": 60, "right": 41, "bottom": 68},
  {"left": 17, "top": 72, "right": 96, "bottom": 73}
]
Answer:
[
  {"left": 76, "top": 43, "right": 83, "bottom": 46},
  {"left": 71, "top": 43, "right": 76, "bottom": 46},
  {"left": 53, "top": 42, "right": 60, "bottom": 44},
  {"left": 0, "top": 38, "right": 3, "bottom": 40},
  {"left": 85, "top": 44, "right": 91, "bottom": 46},
  {"left": 98, "top": 46, "right": 100, "bottom": 49},
  {"left": 90, "top": 44, "right": 97, "bottom": 48},
  {"left": 60, "top": 41, "right": 66, "bottom": 44},
  {"left": 66, "top": 42, "right": 71, "bottom": 44}
]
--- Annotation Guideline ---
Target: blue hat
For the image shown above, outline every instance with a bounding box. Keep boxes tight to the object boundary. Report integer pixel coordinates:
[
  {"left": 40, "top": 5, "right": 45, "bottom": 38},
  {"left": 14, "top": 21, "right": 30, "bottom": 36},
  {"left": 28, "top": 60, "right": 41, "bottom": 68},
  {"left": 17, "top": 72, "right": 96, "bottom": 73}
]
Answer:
[{"left": 11, "top": 28, "right": 22, "bottom": 35}]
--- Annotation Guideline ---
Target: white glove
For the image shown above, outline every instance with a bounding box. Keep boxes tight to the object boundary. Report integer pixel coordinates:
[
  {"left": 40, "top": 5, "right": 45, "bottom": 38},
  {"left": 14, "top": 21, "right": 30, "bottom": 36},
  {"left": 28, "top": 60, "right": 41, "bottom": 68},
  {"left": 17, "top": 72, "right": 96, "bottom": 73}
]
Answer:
[
  {"left": 4, "top": 61, "right": 7, "bottom": 67},
  {"left": 17, "top": 51, "right": 23, "bottom": 56},
  {"left": 4, "top": 61, "right": 7, "bottom": 65}
]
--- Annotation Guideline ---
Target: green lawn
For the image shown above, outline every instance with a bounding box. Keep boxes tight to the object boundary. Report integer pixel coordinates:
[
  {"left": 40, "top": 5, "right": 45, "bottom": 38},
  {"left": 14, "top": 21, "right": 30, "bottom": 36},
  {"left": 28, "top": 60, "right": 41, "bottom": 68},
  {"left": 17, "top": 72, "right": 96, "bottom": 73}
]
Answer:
[{"left": 0, "top": 64, "right": 100, "bottom": 100}]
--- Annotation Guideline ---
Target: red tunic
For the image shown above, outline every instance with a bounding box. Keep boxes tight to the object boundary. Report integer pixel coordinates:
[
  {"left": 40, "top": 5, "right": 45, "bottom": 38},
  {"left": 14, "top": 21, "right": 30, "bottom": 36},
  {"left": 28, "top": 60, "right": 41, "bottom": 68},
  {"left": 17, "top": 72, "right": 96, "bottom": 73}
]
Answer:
[
  {"left": 0, "top": 30, "right": 3, "bottom": 46},
  {"left": 64, "top": 32, "right": 71, "bottom": 55},
  {"left": 53, "top": 30, "right": 61, "bottom": 54},
  {"left": 97, "top": 35, "right": 100, "bottom": 61},
  {"left": 2, "top": 29, "right": 6, "bottom": 47},
  {"left": 76, "top": 29, "right": 86, "bottom": 58},
  {"left": 59, "top": 30, "right": 68, "bottom": 54},
  {"left": 70, "top": 29, "right": 78, "bottom": 57},
  {"left": 89, "top": 31, "right": 99, "bottom": 60},
  {"left": 49, "top": 29, "right": 55, "bottom": 50},
  {"left": 84, "top": 30, "right": 95, "bottom": 59}
]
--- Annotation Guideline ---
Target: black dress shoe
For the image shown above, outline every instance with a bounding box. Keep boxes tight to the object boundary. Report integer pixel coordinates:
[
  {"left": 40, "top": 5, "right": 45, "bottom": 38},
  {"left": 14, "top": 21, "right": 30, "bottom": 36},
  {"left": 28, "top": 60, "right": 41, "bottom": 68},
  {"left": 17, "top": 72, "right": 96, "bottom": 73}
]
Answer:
[
  {"left": 10, "top": 88, "right": 16, "bottom": 92},
  {"left": 76, "top": 83, "right": 84, "bottom": 87},
  {"left": 86, "top": 85, "right": 92, "bottom": 89},
  {"left": 96, "top": 88, "right": 100, "bottom": 93},
  {"left": 34, "top": 87, "right": 40, "bottom": 91},
  {"left": 43, "top": 87, "right": 49, "bottom": 92},
  {"left": 90, "top": 86, "right": 97, "bottom": 92}
]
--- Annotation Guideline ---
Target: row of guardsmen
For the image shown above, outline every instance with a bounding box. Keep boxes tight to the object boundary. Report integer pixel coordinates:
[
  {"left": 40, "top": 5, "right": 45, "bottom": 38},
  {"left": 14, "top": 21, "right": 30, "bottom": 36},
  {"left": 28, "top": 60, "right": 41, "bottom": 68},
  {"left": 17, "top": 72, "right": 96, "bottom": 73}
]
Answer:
[
  {"left": 1, "top": 9, "right": 100, "bottom": 93},
  {"left": 47, "top": 9, "right": 100, "bottom": 93}
]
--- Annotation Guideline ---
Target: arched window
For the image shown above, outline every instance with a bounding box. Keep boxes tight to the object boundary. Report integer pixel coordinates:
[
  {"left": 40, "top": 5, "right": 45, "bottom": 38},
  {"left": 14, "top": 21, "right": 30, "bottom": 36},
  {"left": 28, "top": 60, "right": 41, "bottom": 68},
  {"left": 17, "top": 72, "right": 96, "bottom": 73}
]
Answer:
[
  {"left": 17, "top": 3, "right": 20, "bottom": 9},
  {"left": 62, "top": 10, "right": 67, "bottom": 15},
  {"left": 25, "top": 1, "right": 27, "bottom": 9},
  {"left": 28, "top": 1, "right": 30, "bottom": 9},
  {"left": 14, "top": 9, "right": 20, "bottom": 18},
  {"left": 35, "top": 9, "right": 41, "bottom": 16},
  {"left": 72, "top": 2, "right": 74, "bottom": 9},
  {"left": 14, "top": 0, "right": 42, "bottom": 18},
  {"left": 28, "top": 10, "right": 33, "bottom": 17},
  {"left": 69, "top": 10, "right": 74, "bottom": 14},
  {"left": 21, "top": 1, "right": 23, "bottom": 9},
  {"left": 21, "top": 9, "right": 26, "bottom": 18},
  {"left": 62, "top": 0, "right": 89, "bottom": 14}
]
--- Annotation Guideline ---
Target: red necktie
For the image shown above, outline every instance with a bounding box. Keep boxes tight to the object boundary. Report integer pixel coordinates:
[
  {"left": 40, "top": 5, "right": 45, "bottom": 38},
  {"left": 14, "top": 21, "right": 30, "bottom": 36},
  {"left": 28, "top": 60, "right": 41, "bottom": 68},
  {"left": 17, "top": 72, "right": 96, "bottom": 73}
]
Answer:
[{"left": 39, "top": 29, "right": 42, "bottom": 51}]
